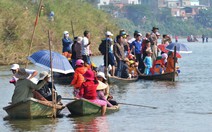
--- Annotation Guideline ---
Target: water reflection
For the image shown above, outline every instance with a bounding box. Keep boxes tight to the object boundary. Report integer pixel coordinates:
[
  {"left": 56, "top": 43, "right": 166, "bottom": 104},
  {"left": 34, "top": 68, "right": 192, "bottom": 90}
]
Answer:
[
  {"left": 4, "top": 118, "right": 57, "bottom": 132},
  {"left": 71, "top": 116, "right": 109, "bottom": 132}
]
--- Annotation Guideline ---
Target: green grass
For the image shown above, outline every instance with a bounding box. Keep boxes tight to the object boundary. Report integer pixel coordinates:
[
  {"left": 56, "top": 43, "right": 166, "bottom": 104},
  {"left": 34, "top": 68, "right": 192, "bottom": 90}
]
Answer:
[{"left": 0, "top": 0, "right": 119, "bottom": 64}]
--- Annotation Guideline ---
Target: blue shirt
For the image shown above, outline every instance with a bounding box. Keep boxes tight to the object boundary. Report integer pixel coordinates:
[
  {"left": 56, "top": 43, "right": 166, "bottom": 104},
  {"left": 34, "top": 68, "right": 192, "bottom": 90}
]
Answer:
[
  {"left": 62, "top": 37, "right": 73, "bottom": 52},
  {"left": 131, "top": 40, "right": 142, "bottom": 54},
  {"left": 144, "top": 56, "right": 152, "bottom": 68}
]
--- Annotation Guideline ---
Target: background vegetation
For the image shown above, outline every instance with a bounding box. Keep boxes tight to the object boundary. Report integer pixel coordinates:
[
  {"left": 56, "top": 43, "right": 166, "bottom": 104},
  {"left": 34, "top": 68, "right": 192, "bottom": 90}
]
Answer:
[{"left": 0, "top": 0, "right": 119, "bottom": 64}]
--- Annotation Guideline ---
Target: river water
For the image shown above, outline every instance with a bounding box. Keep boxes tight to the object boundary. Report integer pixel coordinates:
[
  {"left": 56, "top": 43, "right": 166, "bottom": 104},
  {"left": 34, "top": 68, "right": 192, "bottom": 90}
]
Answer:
[{"left": 0, "top": 39, "right": 212, "bottom": 132}]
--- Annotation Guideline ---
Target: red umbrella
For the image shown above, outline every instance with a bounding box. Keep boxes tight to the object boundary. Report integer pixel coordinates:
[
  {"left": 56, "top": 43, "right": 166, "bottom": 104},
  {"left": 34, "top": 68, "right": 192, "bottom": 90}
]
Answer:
[{"left": 158, "top": 44, "right": 181, "bottom": 58}]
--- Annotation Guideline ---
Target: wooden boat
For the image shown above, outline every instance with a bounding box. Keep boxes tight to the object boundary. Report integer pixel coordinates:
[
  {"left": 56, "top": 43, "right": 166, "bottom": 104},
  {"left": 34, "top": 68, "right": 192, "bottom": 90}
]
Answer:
[
  {"left": 66, "top": 98, "right": 119, "bottom": 116},
  {"left": 53, "top": 72, "right": 74, "bottom": 85},
  {"left": 139, "top": 72, "right": 177, "bottom": 81},
  {"left": 3, "top": 98, "right": 64, "bottom": 119},
  {"left": 108, "top": 76, "right": 138, "bottom": 84}
]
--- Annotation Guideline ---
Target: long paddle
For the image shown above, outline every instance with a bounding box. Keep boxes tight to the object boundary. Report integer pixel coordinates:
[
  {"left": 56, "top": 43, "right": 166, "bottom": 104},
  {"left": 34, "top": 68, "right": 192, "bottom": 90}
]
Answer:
[
  {"left": 61, "top": 98, "right": 76, "bottom": 100},
  {"left": 118, "top": 102, "right": 157, "bottom": 109}
]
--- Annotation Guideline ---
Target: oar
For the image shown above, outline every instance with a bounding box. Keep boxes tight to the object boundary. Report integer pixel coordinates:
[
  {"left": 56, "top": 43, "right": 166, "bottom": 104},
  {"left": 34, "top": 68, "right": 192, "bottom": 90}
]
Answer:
[
  {"left": 61, "top": 98, "right": 76, "bottom": 100},
  {"left": 118, "top": 102, "right": 157, "bottom": 109}
]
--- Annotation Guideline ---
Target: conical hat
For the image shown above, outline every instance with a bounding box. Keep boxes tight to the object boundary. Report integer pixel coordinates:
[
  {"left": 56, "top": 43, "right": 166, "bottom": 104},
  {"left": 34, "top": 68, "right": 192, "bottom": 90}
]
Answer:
[{"left": 97, "top": 80, "right": 108, "bottom": 90}]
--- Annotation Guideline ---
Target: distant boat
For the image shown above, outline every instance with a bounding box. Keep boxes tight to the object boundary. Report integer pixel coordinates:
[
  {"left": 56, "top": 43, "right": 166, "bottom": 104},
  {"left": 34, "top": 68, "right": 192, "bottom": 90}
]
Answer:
[
  {"left": 66, "top": 98, "right": 119, "bottom": 116},
  {"left": 53, "top": 72, "right": 74, "bottom": 85},
  {"left": 3, "top": 98, "right": 64, "bottom": 119}
]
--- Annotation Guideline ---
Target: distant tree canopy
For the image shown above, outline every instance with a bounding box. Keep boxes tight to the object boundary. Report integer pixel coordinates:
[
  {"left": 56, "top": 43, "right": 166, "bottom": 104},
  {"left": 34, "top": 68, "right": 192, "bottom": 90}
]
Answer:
[{"left": 195, "top": 8, "right": 212, "bottom": 28}]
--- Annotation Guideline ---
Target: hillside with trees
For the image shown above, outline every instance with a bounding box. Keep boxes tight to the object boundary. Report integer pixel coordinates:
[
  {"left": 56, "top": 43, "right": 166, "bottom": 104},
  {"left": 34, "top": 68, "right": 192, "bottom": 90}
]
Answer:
[{"left": 0, "top": 0, "right": 119, "bottom": 64}]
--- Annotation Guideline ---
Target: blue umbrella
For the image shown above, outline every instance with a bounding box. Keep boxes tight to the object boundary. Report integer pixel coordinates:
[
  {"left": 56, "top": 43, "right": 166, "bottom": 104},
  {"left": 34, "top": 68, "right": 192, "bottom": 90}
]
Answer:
[
  {"left": 165, "top": 42, "right": 192, "bottom": 53},
  {"left": 28, "top": 50, "right": 74, "bottom": 74}
]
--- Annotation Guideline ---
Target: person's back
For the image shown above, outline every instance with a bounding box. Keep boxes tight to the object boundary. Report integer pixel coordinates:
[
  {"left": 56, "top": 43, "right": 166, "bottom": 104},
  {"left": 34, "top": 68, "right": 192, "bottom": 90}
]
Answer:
[
  {"left": 12, "top": 68, "right": 47, "bottom": 104},
  {"left": 71, "top": 66, "right": 87, "bottom": 88},
  {"left": 165, "top": 53, "right": 174, "bottom": 73},
  {"left": 121, "top": 62, "right": 130, "bottom": 78}
]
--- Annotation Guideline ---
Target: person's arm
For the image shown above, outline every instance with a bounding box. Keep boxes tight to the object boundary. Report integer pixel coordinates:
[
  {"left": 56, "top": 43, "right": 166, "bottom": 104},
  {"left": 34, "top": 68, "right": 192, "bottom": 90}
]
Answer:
[{"left": 25, "top": 69, "right": 38, "bottom": 80}]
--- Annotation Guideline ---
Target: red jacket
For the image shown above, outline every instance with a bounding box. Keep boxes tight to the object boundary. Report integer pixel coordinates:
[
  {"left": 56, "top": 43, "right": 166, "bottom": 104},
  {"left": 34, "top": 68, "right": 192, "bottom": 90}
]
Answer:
[
  {"left": 79, "top": 80, "right": 98, "bottom": 100},
  {"left": 71, "top": 66, "right": 87, "bottom": 88}
]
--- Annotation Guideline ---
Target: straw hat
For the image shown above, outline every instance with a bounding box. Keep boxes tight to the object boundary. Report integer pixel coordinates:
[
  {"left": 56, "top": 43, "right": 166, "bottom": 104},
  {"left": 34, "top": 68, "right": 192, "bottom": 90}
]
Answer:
[
  {"left": 14, "top": 68, "right": 29, "bottom": 79},
  {"left": 39, "top": 71, "right": 51, "bottom": 80},
  {"left": 97, "top": 80, "right": 108, "bottom": 90}
]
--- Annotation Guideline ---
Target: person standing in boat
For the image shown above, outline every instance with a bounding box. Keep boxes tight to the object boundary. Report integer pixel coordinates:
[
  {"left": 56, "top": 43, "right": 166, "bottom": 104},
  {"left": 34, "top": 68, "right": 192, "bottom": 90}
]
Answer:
[
  {"left": 131, "top": 32, "right": 143, "bottom": 71},
  {"left": 71, "top": 37, "right": 83, "bottom": 69},
  {"left": 71, "top": 59, "right": 88, "bottom": 97},
  {"left": 62, "top": 31, "right": 73, "bottom": 60},
  {"left": 82, "top": 30, "right": 91, "bottom": 65},
  {"left": 102, "top": 31, "right": 115, "bottom": 76},
  {"left": 113, "top": 35, "right": 125, "bottom": 77},
  {"left": 150, "top": 27, "right": 159, "bottom": 63},
  {"left": 11, "top": 68, "right": 49, "bottom": 104},
  {"left": 143, "top": 50, "right": 153, "bottom": 75},
  {"left": 78, "top": 70, "right": 107, "bottom": 116}
]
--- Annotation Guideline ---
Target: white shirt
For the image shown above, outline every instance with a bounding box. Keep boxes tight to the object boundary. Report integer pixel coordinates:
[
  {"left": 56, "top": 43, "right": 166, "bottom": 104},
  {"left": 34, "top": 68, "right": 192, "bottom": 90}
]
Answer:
[{"left": 81, "top": 37, "right": 90, "bottom": 55}]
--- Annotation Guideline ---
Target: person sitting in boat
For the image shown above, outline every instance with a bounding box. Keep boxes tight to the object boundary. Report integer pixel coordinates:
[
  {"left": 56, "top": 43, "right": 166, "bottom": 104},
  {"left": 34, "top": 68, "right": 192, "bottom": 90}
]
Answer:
[
  {"left": 152, "top": 60, "right": 164, "bottom": 75},
  {"left": 143, "top": 50, "right": 152, "bottom": 75},
  {"left": 11, "top": 68, "right": 49, "bottom": 104},
  {"left": 71, "top": 59, "right": 87, "bottom": 97},
  {"left": 78, "top": 70, "right": 107, "bottom": 116},
  {"left": 121, "top": 58, "right": 130, "bottom": 78},
  {"left": 165, "top": 51, "right": 177, "bottom": 73},
  {"left": 62, "top": 31, "right": 73, "bottom": 60},
  {"left": 128, "top": 61, "right": 138, "bottom": 78},
  {"left": 36, "top": 71, "right": 62, "bottom": 104},
  {"left": 9, "top": 64, "right": 38, "bottom": 85}
]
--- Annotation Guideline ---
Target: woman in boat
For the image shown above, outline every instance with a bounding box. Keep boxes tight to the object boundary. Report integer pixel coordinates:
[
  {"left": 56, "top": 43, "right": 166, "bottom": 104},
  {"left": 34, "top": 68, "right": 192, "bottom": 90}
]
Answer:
[
  {"left": 78, "top": 70, "right": 107, "bottom": 116},
  {"left": 62, "top": 31, "right": 73, "bottom": 60},
  {"left": 97, "top": 72, "right": 118, "bottom": 107},
  {"left": 36, "top": 71, "right": 62, "bottom": 103},
  {"left": 11, "top": 68, "right": 49, "bottom": 104},
  {"left": 165, "top": 51, "right": 178, "bottom": 73},
  {"left": 71, "top": 59, "right": 87, "bottom": 97}
]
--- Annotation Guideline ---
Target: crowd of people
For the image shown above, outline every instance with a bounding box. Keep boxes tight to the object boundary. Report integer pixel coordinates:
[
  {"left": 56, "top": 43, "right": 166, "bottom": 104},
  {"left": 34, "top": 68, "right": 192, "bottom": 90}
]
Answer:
[{"left": 62, "top": 27, "right": 179, "bottom": 79}]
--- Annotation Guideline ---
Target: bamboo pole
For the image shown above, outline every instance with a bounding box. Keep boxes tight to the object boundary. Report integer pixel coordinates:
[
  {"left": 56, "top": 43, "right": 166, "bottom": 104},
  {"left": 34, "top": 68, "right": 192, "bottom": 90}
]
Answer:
[
  {"left": 48, "top": 30, "right": 57, "bottom": 118},
  {"left": 25, "top": 0, "right": 43, "bottom": 68},
  {"left": 173, "top": 46, "right": 177, "bottom": 82},
  {"left": 71, "top": 21, "right": 75, "bottom": 38}
]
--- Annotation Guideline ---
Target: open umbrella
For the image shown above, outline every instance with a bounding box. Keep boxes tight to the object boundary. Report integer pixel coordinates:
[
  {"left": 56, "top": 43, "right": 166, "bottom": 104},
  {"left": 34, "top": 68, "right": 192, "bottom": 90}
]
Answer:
[
  {"left": 28, "top": 50, "right": 74, "bottom": 74},
  {"left": 158, "top": 44, "right": 182, "bottom": 58},
  {"left": 165, "top": 42, "right": 192, "bottom": 53}
]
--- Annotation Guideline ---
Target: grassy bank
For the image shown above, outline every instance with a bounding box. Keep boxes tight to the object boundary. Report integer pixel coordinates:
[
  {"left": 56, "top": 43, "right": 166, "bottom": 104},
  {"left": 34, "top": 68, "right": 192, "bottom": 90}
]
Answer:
[{"left": 0, "top": 0, "right": 119, "bottom": 65}]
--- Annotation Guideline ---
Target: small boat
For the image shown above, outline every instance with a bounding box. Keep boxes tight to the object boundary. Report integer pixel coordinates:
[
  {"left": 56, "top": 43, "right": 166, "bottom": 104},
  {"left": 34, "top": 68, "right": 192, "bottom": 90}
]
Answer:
[
  {"left": 53, "top": 72, "right": 74, "bottom": 85},
  {"left": 108, "top": 76, "right": 138, "bottom": 84},
  {"left": 3, "top": 98, "right": 64, "bottom": 119},
  {"left": 139, "top": 72, "right": 177, "bottom": 81},
  {"left": 66, "top": 98, "right": 119, "bottom": 116}
]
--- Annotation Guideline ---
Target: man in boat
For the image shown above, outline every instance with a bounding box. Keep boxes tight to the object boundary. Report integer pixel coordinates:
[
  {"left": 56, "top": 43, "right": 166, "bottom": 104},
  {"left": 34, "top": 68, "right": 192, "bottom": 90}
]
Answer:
[
  {"left": 78, "top": 70, "right": 107, "bottom": 116},
  {"left": 11, "top": 68, "right": 49, "bottom": 104},
  {"left": 10, "top": 64, "right": 38, "bottom": 85},
  {"left": 113, "top": 35, "right": 125, "bottom": 77},
  {"left": 150, "top": 27, "right": 160, "bottom": 63},
  {"left": 82, "top": 30, "right": 91, "bottom": 65},
  {"left": 131, "top": 32, "right": 143, "bottom": 71},
  {"left": 36, "top": 71, "right": 62, "bottom": 104}
]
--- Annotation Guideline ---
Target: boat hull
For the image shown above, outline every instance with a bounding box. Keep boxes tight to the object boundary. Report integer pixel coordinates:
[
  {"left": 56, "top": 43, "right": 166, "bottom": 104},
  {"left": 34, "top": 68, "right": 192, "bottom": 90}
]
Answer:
[
  {"left": 66, "top": 99, "right": 119, "bottom": 116},
  {"left": 3, "top": 98, "right": 64, "bottom": 119},
  {"left": 139, "top": 72, "right": 176, "bottom": 81},
  {"left": 108, "top": 76, "right": 138, "bottom": 84}
]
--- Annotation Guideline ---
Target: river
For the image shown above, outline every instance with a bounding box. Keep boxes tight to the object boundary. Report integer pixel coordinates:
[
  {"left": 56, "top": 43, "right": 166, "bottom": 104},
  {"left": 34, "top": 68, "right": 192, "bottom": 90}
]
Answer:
[{"left": 0, "top": 39, "right": 212, "bottom": 132}]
